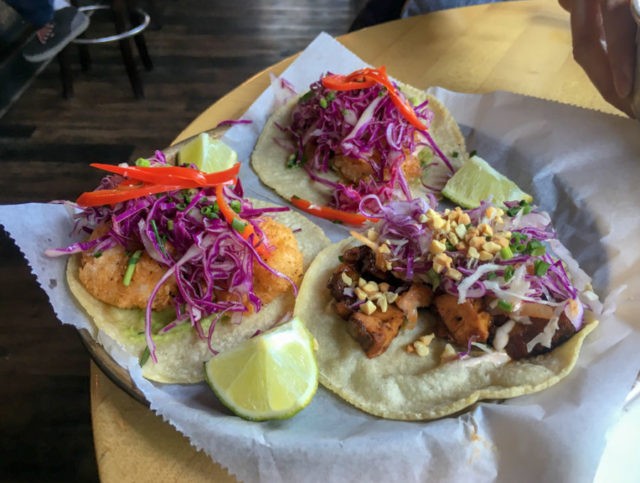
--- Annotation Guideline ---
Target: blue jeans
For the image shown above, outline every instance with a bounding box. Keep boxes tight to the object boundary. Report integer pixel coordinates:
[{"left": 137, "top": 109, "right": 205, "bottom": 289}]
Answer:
[{"left": 5, "top": 0, "right": 55, "bottom": 28}]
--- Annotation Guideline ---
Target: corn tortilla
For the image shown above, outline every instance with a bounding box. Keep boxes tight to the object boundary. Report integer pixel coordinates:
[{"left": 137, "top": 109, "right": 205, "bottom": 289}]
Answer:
[
  {"left": 294, "top": 238, "right": 598, "bottom": 421},
  {"left": 68, "top": 199, "right": 330, "bottom": 384},
  {"left": 251, "top": 83, "right": 468, "bottom": 206}
]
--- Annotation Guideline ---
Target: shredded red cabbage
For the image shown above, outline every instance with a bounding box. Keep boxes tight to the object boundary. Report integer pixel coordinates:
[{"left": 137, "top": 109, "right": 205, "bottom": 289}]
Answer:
[
  {"left": 356, "top": 195, "right": 595, "bottom": 329},
  {"left": 49, "top": 152, "right": 295, "bottom": 362},
  {"left": 279, "top": 76, "right": 454, "bottom": 212}
]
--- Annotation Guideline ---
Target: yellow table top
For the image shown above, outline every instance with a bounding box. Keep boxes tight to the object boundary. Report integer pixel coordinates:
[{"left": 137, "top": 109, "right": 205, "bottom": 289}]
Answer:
[{"left": 90, "top": 1, "right": 620, "bottom": 481}]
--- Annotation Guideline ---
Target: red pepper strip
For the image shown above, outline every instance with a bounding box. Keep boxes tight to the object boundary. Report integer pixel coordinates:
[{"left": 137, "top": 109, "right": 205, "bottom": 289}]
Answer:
[
  {"left": 321, "top": 66, "right": 427, "bottom": 131},
  {"left": 215, "top": 185, "right": 270, "bottom": 258},
  {"left": 89, "top": 162, "right": 241, "bottom": 188},
  {"left": 77, "top": 183, "right": 183, "bottom": 207},
  {"left": 90, "top": 163, "right": 208, "bottom": 186},
  {"left": 321, "top": 74, "right": 376, "bottom": 91},
  {"left": 290, "top": 196, "right": 378, "bottom": 225}
]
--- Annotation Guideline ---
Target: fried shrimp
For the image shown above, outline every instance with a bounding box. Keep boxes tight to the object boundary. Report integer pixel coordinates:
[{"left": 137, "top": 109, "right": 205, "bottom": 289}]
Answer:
[
  {"left": 252, "top": 217, "right": 304, "bottom": 304},
  {"left": 78, "top": 225, "right": 176, "bottom": 310}
]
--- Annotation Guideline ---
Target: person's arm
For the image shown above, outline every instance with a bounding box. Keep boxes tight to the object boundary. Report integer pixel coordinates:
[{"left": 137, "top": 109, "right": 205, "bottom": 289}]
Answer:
[{"left": 560, "top": 0, "right": 637, "bottom": 117}]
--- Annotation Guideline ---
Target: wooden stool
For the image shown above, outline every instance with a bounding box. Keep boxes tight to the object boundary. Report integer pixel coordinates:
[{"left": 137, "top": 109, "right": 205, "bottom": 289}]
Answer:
[{"left": 57, "top": 0, "right": 153, "bottom": 99}]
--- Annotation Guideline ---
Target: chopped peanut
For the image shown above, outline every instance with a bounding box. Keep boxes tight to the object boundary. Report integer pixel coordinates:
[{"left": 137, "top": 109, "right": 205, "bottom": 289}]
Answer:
[
  {"left": 446, "top": 267, "right": 463, "bottom": 281},
  {"left": 478, "top": 223, "right": 493, "bottom": 237},
  {"left": 454, "top": 223, "right": 467, "bottom": 239},
  {"left": 360, "top": 300, "right": 377, "bottom": 315},
  {"left": 459, "top": 213, "right": 471, "bottom": 225},
  {"left": 440, "top": 343, "right": 458, "bottom": 363},
  {"left": 414, "top": 341, "right": 430, "bottom": 357},
  {"left": 376, "top": 296, "right": 388, "bottom": 313},
  {"left": 355, "top": 287, "right": 367, "bottom": 300},
  {"left": 482, "top": 241, "right": 502, "bottom": 254},
  {"left": 469, "top": 236, "right": 485, "bottom": 249},
  {"left": 340, "top": 272, "right": 353, "bottom": 286},
  {"left": 385, "top": 291, "right": 398, "bottom": 304},
  {"left": 430, "top": 239, "right": 446, "bottom": 254},
  {"left": 362, "top": 281, "right": 379, "bottom": 295}
]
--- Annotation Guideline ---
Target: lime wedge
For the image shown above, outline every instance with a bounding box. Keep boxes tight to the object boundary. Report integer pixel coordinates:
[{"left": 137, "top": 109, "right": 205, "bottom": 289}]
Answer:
[
  {"left": 442, "top": 155, "right": 533, "bottom": 208},
  {"left": 177, "top": 132, "right": 237, "bottom": 173},
  {"left": 204, "top": 317, "right": 318, "bottom": 421}
]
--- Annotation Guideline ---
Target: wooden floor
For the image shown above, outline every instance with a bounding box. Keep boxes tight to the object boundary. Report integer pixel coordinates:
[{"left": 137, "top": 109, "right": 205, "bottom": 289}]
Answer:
[{"left": 0, "top": 1, "right": 361, "bottom": 480}]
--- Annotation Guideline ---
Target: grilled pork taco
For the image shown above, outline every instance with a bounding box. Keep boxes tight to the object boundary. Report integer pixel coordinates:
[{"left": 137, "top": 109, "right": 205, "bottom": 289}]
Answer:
[
  {"left": 294, "top": 197, "right": 599, "bottom": 420},
  {"left": 50, "top": 133, "right": 330, "bottom": 383},
  {"left": 252, "top": 68, "right": 468, "bottom": 222}
]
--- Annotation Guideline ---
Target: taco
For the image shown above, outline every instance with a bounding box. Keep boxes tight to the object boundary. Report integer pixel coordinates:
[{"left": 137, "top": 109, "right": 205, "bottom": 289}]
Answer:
[
  {"left": 294, "top": 197, "right": 600, "bottom": 420},
  {"left": 50, "top": 132, "right": 330, "bottom": 383},
  {"left": 252, "top": 67, "right": 468, "bottom": 222}
]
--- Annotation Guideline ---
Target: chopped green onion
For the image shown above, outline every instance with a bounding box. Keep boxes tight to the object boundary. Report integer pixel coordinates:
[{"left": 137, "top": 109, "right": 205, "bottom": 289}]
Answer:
[
  {"left": 497, "top": 300, "right": 513, "bottom": 312},
  {"left": 286, "top": 153, "right": 298, "bottom": 168},
  {"left": 93, "top": 251, "right": 103, "bottom": 258},
  {"left": 486, "top": 271, "right": 497, "bottom": 280},
  {"left": 534, "top": 260, "right": 550, "bottom": 276},
  {"left": 123, "top": 250, "right": 142, "bottom": 286},
  {"left": 200, "top": 205, "right": 219, "bottom": 219},
  {"left": 319, "top": 97, "right": 328, "bottom": 109},
  {"left": 167, "top": 219, "right": 174, "bottom": 231},
  {"left": 231, "top": 218, "right": 247, "bottom": 232},
  {"left": 326, "top": 91, "right": 336, "bottom": 101},
  {"left": 230, "top": 200, "right": 242, "bottom": 213},
  {"left": 500, "top": 246, "right": 513, "bottom": 260},
  {"left": 299, "top": 90, "right": 314, "bottom": 103},
  {"left": 150, "top": 220, "right": 167, "bottom": 257},
  {"left": 527, "top": 240, "right": 546, "bottom": 256},
  {"left": 506, "top": 200, "right": 532, "bottom": 217},
  {"left": 426, "top": 268, "right": 441, "bottom": 291},
  {"left": 503, "top": 265, "right": 515, "bottom": 282},
  {"left": 135, "top": 157, "right": 151, "bottom": 167},
  {"left": 139, "top": 347, "right": 150, "bottom": 367}
]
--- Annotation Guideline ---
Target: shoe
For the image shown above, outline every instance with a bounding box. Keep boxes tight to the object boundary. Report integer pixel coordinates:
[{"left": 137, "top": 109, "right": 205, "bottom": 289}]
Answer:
[{"left": 23, "top": 7, "right": 90, "bottom": 63}]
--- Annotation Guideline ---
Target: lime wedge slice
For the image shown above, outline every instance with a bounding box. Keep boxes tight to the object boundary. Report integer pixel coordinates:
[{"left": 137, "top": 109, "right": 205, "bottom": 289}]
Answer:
[
  {"left": 177, "top": 132, "right": 237, "bottom": 173},
  {"left": 442, "top": 155, "right": 533, "bottom": 208},
  {"left": 204, "top": 317, "right": 318, "bottom": 421}
]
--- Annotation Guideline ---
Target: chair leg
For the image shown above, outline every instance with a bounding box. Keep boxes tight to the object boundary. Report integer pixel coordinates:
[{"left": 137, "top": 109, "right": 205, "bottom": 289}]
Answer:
[
  {"left": 58, "top": 46, "right": 74, "bottom": 99},
  {"left": 129, "top": 8, "right": 153, "bottom": 71},
  {"left": 112, "top": 0, "right": 144, "bottom": 98}
]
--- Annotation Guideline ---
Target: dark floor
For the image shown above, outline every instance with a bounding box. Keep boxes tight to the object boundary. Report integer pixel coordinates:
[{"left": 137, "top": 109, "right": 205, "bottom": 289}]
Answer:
[{"left": 0, "top": 1, "right": 363, "bottom": 480}]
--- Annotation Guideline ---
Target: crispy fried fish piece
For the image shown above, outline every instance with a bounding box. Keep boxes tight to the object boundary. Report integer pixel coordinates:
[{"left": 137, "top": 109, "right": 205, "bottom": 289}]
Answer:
[
  {"left": 79, "top": 217, "right": 303, "bottom": 311},
  {"left": 252, "top": 217, "right": 304, "bottom": 304},
  {"left": 78, "top": 239, "right": 177, "bottom": 310}
]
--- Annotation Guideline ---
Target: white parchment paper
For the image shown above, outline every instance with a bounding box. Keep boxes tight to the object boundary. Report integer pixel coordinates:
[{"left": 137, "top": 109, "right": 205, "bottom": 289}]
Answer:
[{"left": 2, "top": 33, "right": 639, "bottom": 482}]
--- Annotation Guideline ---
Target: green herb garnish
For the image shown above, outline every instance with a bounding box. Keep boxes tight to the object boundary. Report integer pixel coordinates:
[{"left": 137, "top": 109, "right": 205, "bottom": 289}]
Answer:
[{"left": 123, "top": 250, "right": 143, "bottom": 286}]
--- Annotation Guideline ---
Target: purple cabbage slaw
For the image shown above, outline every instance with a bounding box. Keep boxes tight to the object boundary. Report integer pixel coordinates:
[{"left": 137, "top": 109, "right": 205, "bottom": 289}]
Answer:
[
  {"left": 279, "top": 76, "right": 455, "bottom": 212},
  {"left": 357, "top": 196, "right": 600, "bottom": 331},
  {"left": 47, "top": 151, "right": 295, "bottom": 362}
]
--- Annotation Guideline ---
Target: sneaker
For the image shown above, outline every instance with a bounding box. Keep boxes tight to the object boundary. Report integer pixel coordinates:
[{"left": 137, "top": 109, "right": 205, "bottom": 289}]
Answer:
[{"left": 23, "top": 6, "right": 90, "bottom": 63}]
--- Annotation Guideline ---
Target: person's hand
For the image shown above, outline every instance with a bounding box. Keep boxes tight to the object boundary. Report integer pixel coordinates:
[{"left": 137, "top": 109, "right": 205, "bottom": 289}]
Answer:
[{"left": 560, "top": 0, "right": 637, "bottom": 117}]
